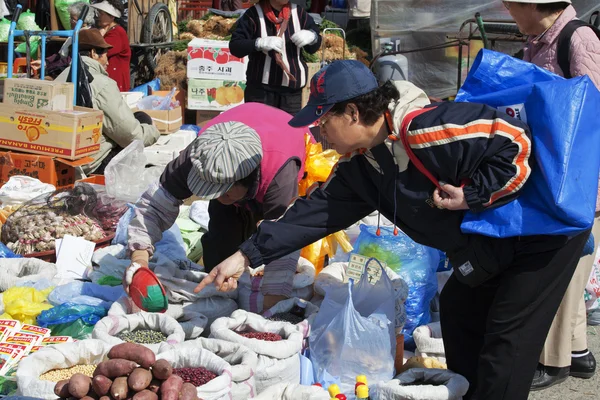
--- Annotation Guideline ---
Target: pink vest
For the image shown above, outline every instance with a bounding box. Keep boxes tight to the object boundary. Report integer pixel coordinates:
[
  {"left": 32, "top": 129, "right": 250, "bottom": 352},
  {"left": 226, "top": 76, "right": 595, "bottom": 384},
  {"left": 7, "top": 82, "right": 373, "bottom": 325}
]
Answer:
[{"left": 200, "top": 102, "right": 309, "bottom": 203}]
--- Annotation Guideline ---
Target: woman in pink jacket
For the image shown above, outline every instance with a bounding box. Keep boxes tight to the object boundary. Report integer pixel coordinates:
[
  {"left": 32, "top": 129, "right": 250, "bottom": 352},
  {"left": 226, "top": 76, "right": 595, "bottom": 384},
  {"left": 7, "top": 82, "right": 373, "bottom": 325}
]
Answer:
[{"left": 504, "top": 0, "right": 600, "bottom": 392}]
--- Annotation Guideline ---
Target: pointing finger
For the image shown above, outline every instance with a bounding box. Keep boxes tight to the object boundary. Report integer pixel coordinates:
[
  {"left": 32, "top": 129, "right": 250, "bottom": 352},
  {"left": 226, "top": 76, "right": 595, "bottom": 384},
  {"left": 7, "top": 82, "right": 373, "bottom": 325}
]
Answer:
[{"left": 194, "top": 268, "right": 217, "bottom": 293}]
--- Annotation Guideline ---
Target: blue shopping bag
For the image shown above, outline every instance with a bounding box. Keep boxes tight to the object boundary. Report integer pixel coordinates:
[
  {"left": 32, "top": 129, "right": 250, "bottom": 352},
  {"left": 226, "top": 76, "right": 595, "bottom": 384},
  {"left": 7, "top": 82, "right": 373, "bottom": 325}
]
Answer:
[{"left": 455, "top": 49, "right": 600, "bottom": 238}]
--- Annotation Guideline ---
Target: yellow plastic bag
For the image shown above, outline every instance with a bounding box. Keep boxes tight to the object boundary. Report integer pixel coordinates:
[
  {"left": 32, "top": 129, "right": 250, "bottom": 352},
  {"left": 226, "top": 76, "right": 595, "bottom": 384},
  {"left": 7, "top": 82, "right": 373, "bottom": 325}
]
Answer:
[
  {"left": 2, "top": 286, "right": 53, "bottom": 325},
  {"left": 301, "top": 231, "right": 354, "bottom": 275}
]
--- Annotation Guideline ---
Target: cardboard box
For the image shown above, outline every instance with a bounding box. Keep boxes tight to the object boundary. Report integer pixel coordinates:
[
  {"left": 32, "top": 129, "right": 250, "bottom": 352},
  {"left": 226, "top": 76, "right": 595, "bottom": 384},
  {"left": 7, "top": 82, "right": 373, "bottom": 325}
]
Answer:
[
  {"left": 0, "top": 103, "right": 103, "bottom": 160},
  {"left": 302, "top": 63, "right": 321, "bottom": 107},
  {"left": 144, "top": 106, "right": 183, "bottom": 134},
  {"left": 196, "top": 110, "right": 220, "bottom": 127},
  {"left": 3, "top": 78, "right": 74, "bottom": 111},
  {"left": 187, "top": 39, "right": 248, "bottom": 80},
  {"left": 0, "top": 151, "right": 93, "bottom": 188},
  {"left": 188, "top": 79, "right": 245, "bottom": 111}
]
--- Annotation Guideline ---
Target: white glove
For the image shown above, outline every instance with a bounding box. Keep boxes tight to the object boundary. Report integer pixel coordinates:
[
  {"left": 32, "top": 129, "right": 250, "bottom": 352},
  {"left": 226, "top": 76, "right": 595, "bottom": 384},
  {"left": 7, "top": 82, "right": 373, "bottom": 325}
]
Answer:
[
  {"left": 291, "top": 30, "right": 317, "bottom": 48},
  {"left": 256, "top": 36, "right": 284, "bottom": 53},
  {"left": 123, "top": 262, "right": 143, "bottom": 294}
]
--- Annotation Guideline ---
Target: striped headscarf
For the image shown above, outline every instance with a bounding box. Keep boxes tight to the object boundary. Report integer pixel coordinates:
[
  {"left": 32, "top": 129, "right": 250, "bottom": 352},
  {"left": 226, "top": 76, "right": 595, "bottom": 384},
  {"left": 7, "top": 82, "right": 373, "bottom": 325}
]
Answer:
[{"left": 187, "top": 121, "right": 263, "bottom": 200}]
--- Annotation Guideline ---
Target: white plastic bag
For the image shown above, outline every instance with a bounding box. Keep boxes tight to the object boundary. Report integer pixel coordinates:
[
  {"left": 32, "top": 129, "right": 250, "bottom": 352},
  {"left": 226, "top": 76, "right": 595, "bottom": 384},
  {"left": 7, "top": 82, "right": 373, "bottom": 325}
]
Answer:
[
  {"left": 254, "top": 383, "right": 329, "bottom": 400},
  {"left": 104, "top": 141, "right": 162, "bottom": 203},
  {"left": 413, "top": 322, "right": 445, "bottom": 363},
  {"left": 156, "top": 346, "right": 232, "bottom": 400},
  {"left": 16, "top": 339, "right": 112, "bottom": 399},
  {"left": 210, "top": 310, "right": 304, "bottom": 393},
  {"left": 0, "top": 176, "right": 55, "bottom": 207},
  {"left": 370, "top": 368, "right": 470, "bottom": 400},
  {"left": 0, "top": 258, "right": 57, "bottom": 292},
  {"left": 92, "top": 312, "right": 185, "bottom": 352},
  {"left": 238, "top": 257, "right": 315, "bottom": 313}
]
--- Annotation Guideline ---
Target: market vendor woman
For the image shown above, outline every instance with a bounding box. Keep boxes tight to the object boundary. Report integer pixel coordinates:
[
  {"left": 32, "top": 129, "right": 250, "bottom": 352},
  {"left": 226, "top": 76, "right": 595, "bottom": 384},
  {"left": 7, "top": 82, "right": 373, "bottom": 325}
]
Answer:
[
  {"left": 125, "top": 102, "right": 309, "bottom": 310},
  {"left": 230, "top": 0, "right": 322, "bottom": 115},
  {"left": 197, "top": 60, "right": 591, "bottom": 400}
]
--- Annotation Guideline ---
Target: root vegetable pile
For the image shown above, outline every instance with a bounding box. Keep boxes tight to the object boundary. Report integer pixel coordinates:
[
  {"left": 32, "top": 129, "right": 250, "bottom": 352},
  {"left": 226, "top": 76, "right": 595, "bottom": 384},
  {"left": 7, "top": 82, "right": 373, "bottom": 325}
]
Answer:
[
  {"left": 267, "top": 312, "right": 304, "bottom": 324},
  {"left": 173, "top": 367, "right": 217, "bottom": 387},
  {"left": 117, "top": 329, "right": 167, "bottom": 344},
  {"left": 39, "top": 364, "right": 96, "bottom": 382},
  {"left": 237, "top": 331, "right": 283, "bottom": 341},
  {"left": 53, "top": 343, "right": 202, "bottom": 400}
]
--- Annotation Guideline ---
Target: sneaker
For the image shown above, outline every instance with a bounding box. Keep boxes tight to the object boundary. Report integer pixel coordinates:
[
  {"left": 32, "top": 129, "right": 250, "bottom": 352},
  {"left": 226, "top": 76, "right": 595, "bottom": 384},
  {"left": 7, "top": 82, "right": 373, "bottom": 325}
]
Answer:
[
  {"left": 570, "top": 352, "right": 596, "bottom": 379},
  {"left": 530, "top": 363, "right": 569, "bottom": 391}
]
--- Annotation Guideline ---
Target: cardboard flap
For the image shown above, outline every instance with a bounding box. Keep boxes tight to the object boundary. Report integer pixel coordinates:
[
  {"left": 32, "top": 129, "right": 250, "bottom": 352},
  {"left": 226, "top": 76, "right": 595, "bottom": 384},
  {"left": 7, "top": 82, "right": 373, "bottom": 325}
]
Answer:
[{"left": 55, "top": 156, "right": 93, "bottom": 167}]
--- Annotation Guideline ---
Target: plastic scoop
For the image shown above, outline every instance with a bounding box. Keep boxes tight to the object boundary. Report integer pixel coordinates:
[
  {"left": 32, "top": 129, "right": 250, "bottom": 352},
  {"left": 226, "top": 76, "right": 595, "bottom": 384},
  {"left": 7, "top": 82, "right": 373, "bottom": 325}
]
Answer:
[{"left": 128, "top": 268, "right": 168, "bottom": 313}]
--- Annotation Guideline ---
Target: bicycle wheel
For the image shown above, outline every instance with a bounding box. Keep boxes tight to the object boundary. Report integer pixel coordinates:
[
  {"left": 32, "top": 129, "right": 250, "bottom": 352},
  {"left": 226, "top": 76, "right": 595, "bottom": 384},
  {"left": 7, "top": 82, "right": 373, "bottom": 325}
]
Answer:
[{"left": 141, "top": 2, "right": 173, "bottom": 72}]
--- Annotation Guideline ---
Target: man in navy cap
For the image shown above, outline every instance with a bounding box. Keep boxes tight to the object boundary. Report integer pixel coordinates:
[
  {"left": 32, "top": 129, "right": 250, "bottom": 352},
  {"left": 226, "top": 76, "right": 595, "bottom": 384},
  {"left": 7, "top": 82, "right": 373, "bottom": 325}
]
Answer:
[{"left": 195, "top": 60, "right": 592, "bottom": 400}]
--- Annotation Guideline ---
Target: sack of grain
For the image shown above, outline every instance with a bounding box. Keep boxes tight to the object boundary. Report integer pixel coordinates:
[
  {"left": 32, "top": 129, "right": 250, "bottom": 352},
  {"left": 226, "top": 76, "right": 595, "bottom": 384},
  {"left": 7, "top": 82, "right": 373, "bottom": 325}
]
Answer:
[{"left": 371, "top": 368, "right": 469, "bottom": 400}]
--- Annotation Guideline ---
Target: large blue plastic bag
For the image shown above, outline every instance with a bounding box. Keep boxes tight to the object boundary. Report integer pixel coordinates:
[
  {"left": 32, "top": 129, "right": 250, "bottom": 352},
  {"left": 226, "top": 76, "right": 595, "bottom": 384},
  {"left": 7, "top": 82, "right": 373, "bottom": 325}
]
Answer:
[
  {"left": 48, "top": 282, "right": 124, "bottom": 309},
  {"left": 37, "top": 302, "right": 107, "bottom": 339},
  {"left": 456, "top": 49, "right": 600, "bottom": 237},
  {"left": 352, "top": 225, "right": 439, "bottom": 345},
  {"left": 0, "top": 243, "right": 21, "bottom": 258},
  {"left": 114, "top": 206, "right": 187, "bottom": 261},
  {"left": 309, "top": 280, "right": 394, "bottom": 394}
]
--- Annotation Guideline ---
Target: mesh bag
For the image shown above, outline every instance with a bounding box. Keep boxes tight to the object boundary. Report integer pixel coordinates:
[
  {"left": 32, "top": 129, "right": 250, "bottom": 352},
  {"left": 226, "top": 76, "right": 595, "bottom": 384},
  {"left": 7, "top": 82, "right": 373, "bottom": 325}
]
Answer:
[{"left": 1, "top": 184, "right": 106, "bottom": 255}]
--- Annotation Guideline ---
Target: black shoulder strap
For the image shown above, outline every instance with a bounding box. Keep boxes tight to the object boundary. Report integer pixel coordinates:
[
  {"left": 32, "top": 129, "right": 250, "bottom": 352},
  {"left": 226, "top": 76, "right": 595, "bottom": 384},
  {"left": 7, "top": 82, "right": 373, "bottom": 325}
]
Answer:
[{"left": 557, "top": 20, "right": 600, "bottom": 79}]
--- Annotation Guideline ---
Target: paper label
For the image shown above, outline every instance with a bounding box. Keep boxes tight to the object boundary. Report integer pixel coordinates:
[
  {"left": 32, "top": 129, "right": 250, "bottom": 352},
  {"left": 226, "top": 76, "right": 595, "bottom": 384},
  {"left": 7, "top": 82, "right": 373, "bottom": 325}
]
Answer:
[
  {"left": 498, "top": 104, "right": 528, "bottom": 123},
  {"left": 20, "top": 325, "right": 50, "bottom": 338},
  {"left": 41, "top": 336, "right": 73, "bottom": 345},
  {"left": 345, "top": 254, "right": 386, "bottom": 284}
]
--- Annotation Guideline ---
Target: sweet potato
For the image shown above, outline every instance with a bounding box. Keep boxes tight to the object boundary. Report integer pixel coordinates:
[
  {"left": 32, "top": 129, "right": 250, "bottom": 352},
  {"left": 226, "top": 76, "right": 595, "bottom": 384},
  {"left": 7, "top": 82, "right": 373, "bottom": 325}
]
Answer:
[
  {"left": 91, "top": 375, "right": 112, "bottom": 396},
  {"left": 108, "top": 343, "right": 156, "bottom": 369},
  {"left": 99, "top": 397, "right": 111, "bottom": 400},
  {"left": 68, "top": 373, "right": 92, "bottom": 399},
  {"left": 110, "top": 377, "right": 129, "bottom": 400},
  {"left": 93, "top": 359, "right": 137, "bottom": 378},
  {"left": 54, "top": 379, "right": 71, "bottom": 398},
  {"left": 146, "top": 379, "right": 161, "bottom": 394},
  {"left": 128, "top": 368, "right": 152, "bottom": 392},
  {"left": 151, "top": 359, "right": 172, "bottom": 380},
  {"left": 159, "top": 374, "right": 183, "bottom": 400},
  {"left": 179, "top": 383, "right": 198, "bottom": 400},
  {"left": 132, "top": 390, "right": 158, "bottom": 400}
]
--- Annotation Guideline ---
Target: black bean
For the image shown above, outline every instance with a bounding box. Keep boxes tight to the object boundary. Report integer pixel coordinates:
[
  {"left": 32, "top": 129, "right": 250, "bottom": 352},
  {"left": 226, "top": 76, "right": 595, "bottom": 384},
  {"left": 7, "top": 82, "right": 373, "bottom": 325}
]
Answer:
[{"left": 267, "top": 312, "right": 304, "bottom": 324}]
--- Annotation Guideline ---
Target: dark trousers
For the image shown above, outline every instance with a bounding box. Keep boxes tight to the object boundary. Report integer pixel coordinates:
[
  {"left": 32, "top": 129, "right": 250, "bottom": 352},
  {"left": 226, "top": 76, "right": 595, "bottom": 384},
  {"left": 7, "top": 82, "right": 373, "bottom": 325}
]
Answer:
[
  {"left": 244, "top": 84, "right": 303, "bottom": 115},
  {"left": 200, "top": 200, "right": 261, "bottom": 271},
  {"left": 440, "top": 231, "right": 590, "bottom": 400}
]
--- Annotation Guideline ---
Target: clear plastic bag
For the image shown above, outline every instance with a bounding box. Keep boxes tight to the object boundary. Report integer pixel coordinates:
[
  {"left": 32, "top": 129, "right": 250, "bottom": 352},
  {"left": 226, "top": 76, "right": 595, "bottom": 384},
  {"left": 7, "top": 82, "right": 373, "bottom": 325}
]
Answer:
[{"left": 0, "top": 18, "right": 10, "bottom": 42}]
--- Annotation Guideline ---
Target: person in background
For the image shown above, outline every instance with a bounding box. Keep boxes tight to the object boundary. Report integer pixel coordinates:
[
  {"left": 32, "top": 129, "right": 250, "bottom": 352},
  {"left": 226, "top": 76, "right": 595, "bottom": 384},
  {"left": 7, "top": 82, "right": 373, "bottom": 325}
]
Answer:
[
  {"left": 220, "top": 0, "right": 243, "bottom": 12},
  {"left": 503, "top": 0, "right": 600, "bottom": 391},
  {"left": 91, "top": 0, "right": 131, "bottom": 91},
  {"left": 196, "top": 60, "right": 592, "bottom": 400},
  {"left": 230, "top": 0, "right": 322, "bottom": 115},
  {"left": 56, "top": 29, "right": 159, "bottom": 174},
  {"left": 125, "top": 102, "right": 309, "bottom": 311}
]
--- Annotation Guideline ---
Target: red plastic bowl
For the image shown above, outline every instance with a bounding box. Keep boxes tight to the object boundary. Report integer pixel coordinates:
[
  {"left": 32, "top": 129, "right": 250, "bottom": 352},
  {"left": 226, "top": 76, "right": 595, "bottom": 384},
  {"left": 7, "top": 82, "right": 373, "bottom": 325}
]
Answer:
[{"left": 128, "top": 268, "right": 168, "bottom": 313}]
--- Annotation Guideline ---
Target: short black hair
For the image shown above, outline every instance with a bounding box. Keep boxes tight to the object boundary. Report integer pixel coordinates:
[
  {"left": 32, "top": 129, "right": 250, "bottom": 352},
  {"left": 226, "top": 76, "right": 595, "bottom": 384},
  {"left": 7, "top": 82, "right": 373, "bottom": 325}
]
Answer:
[
  {"left": 79, "top": 47, "right": 107, "bottom": 56},
  {"left": 536, "top": 2, "right": 570, "bottom": 14},
  {"left": 327, "top": 80, "right": 400, "bottom": 126}
]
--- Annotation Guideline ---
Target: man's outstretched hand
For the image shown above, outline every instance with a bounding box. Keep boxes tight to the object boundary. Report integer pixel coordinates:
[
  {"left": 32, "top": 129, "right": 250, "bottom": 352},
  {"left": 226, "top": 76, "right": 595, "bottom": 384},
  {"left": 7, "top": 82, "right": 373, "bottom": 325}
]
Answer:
[{"left": 195, "top": 251, "right": 250, "bottom": 293}]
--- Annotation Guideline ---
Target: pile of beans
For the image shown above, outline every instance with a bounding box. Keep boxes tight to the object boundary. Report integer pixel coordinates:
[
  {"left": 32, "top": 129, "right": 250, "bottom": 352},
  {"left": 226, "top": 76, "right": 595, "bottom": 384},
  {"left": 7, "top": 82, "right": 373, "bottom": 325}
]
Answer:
[
  {"left": 53, "top": 343, "right": 200, "bottom": 400},
  {"left": 117, "top": 329, "right": 167, "bottom": 344},
  {"left": 174, "top": 367, "right": 217, "bottom": 387},
  {"left": 267, "top": 312, "right": 304, "bottom": 324},
  {"left": 40, "top": 365, "right": 96, "bottom": 382},
  {"left": 237, "top": 331, "right": 283, "bottom": 341}
]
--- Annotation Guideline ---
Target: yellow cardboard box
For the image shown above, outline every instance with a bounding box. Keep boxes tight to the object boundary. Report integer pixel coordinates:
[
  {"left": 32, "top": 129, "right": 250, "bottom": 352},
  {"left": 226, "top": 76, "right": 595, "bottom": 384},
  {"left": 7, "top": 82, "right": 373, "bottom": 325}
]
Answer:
[
  {"left": 3, "top": 79, "right": 74, "bottom": 111},
  {"left": 0, "top": 103, "right": 103, "bottom": 160}
]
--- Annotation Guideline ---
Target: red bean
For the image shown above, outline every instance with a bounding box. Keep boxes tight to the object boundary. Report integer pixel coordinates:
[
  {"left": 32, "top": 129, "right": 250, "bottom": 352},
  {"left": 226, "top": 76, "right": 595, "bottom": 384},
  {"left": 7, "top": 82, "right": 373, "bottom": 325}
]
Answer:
[
  {"left": 173, "top": 367, "right": 217, "bottom": 387},
  {"left": 237, "top": 331, "right": 282, "bottom": 341}
]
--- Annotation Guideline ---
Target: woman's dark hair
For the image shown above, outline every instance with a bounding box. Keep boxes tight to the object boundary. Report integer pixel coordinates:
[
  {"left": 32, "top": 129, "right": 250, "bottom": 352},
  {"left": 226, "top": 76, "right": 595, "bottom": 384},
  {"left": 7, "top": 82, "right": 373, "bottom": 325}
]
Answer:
[
  {"left": 536, "top": 2, "right": 570, "bottom": 14},
  {"left": 80, "top": 47, "right": 107, "bottom": 57},
  {"left": 238, "top": 168, "right": 259, "bottom": 189},
  {"left": 327, "top": 80, "right": 400, "bottom": 126}
]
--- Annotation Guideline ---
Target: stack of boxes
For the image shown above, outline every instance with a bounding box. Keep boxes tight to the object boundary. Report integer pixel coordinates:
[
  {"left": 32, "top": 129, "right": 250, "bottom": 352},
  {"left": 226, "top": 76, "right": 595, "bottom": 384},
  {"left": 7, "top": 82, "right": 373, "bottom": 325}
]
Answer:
[
  {"left": 186, "top": 38, "right": 249, "bottom": 123},
  {"left": 0, "top": 78, "right": 104, "bottom": 188}
]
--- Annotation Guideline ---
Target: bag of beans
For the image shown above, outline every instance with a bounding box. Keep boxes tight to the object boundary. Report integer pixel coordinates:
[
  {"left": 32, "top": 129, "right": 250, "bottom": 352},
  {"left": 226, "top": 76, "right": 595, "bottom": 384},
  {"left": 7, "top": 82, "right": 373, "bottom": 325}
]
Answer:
[
  {"left": 254, "top": 383, "right": 329, "bottom": 400},
  {"left": 238, "top": 257, "right": 316, "bottom": 313},
  {"left": 108, "top": 296, "right": 209, "bottom": 340},
  {"left": 92, "top": 312, "right": 185, "bottom": 352},
  {"left": 154, "top": 265, "right": 238, "bottom": 303},
  {"left": 262, "top": 298, "right": 319, "bottom": 340},
  {"left": 16, "top": 339, "right": 112, "bottom": 399},
  {"left": 156, "top": 347, "right": 233, "bottom": 400},
  {"left": 209, "top": 310, "right": 304, "bottom": 394}
]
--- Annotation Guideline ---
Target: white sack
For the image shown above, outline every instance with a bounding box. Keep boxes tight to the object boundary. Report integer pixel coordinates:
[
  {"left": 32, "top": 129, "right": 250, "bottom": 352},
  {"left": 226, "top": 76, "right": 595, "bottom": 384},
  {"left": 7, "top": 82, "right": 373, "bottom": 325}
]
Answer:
[
  {"left": 0, "top": 258, "right": 57, "bottom": 291},
  {"left": 16, "top": 339, "right": 112, "bottom": 399},
  {"left": 210, "top": 310, "right": 303, "bottom": 393},
  {"left": 157, "top": 347, "right": 233, "bottom": 400},
  {"left": 262, "top": 297, "right": 319, "bottom": 338},
  {"left": 238, "top": 257, "right": 315, "bottom": 313},
  {"left": 414, "top": 322, "right": 445, "bottom": 363},
  {"left": 371, "top": 368, "right": 470, "bottom": 400},
  {"left": 92, "top": 312, "right": 185, "bottom": 352},
  {"left": 0, "top": 176, "right": 55, "bottom": 207},
  {"left": 254, "top": 383, "right": 330, "bottom": 400}
]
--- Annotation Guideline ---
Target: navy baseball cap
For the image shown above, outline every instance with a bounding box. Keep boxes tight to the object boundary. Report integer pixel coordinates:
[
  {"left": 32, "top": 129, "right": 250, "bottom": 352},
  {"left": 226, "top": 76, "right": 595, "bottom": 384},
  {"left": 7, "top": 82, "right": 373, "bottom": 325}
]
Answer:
[{"left": 289, "top": 60, "right": 379, "bottom": 128}]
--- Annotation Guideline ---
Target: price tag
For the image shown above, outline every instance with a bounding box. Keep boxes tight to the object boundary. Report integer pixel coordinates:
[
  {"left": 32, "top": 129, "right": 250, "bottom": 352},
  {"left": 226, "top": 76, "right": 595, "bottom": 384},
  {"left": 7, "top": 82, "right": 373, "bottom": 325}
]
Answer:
[{"left": 345, "top": 254, "right": 387, "bottom": 284}]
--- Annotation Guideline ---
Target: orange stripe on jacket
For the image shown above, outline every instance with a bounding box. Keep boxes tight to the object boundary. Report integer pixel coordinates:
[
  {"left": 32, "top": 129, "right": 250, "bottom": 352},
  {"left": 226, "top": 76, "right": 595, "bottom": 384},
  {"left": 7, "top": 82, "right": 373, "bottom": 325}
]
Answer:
[{"left": 407, "top": 119, "right": 532, "bottom": 207}]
